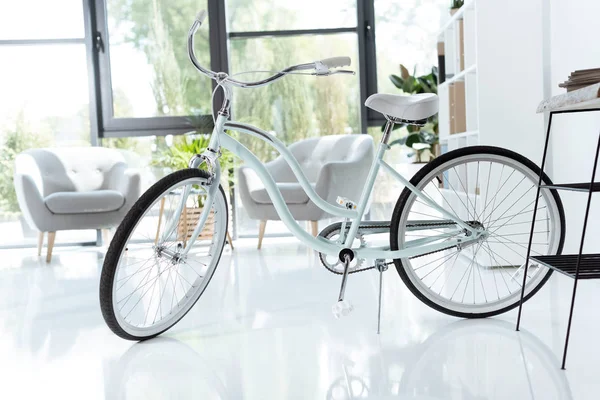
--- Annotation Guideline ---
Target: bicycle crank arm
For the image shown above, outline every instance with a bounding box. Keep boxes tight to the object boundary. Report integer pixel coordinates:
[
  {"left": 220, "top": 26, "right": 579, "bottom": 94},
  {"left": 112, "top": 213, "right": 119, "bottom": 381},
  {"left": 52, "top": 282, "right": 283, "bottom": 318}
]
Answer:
[{"left": 332, "top": 253, "right": 354, "bottom": 318}]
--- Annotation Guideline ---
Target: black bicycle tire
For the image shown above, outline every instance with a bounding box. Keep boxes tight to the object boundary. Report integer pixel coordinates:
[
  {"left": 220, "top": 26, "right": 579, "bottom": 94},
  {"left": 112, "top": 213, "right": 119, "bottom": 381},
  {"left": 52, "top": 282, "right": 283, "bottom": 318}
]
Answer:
[
  {"left": 99, "top": 168, "right": 228, "bottom": 340},
  {"left": 390, "top": 145, "right": 565, "bottom": 319}
]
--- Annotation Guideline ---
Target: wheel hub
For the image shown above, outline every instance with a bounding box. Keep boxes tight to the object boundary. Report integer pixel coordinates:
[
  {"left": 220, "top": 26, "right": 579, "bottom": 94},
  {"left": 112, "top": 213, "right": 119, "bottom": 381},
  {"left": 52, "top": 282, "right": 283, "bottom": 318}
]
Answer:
[
  {"left": 464, "top": 220, "right": 489, "bottom": 242},
  {"left": 154, "top": 244, "right": 184, "bottom": 264}
]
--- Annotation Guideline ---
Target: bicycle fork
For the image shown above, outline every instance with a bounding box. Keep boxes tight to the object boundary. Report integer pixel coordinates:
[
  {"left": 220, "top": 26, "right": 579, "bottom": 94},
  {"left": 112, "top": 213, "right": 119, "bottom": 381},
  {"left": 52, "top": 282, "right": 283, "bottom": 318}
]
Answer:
[{"left": 157, "top": 152, "right": 221, "bottom": 261}]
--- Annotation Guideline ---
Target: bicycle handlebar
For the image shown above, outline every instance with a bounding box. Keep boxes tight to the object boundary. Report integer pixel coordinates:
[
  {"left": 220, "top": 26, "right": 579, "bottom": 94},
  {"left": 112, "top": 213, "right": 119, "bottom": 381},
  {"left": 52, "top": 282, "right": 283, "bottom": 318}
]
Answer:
[
  {"left": 196, "top": 10, "right": 207, "bottom": 24},
  {"left": 187, "top": 10, "right": 354, "bottom": 88}
]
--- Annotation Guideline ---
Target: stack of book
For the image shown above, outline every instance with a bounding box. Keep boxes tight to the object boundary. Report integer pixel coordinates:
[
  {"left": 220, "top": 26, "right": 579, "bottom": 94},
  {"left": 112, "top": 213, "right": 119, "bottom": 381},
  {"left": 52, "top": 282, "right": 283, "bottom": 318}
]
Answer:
[{"left": 559, "top": 68, "right": 600, "bottom": 92}]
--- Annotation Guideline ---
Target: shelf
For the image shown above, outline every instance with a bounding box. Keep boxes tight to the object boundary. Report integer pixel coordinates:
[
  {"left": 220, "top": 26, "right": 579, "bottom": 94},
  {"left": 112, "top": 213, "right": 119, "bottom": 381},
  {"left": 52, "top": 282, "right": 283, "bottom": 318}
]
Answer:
[
  {"left": 536, "top": 83, "right": 600, "bottom": 113},
  {"left": 439, "top": 64, "right": 477, "bottom": 88},
  {"left": 530, "top": 254, "right": 600, "bottom": 280},
  {"left": 540, "top": 182, "right": 600, "bottom": 192},
  {"left": 438, "top": 0, "right": 476, "bottom": 35}
]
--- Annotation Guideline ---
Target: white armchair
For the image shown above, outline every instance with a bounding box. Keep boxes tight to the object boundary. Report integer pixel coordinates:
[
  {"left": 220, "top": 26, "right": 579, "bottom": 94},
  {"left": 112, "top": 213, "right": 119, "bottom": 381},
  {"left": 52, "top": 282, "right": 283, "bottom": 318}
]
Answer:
[
  {"left": 237, "top": 134, "right": 375, "bottom": 248},
  {"left": 14, "top": 147, "right": 141, "bottom": 262}
]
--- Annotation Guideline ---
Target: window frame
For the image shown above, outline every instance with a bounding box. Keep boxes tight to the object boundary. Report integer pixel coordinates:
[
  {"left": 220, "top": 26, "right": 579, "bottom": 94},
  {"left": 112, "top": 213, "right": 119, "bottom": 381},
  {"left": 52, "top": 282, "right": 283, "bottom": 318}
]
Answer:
[
  {"left": 0, "top": 0, "right": 98, "bottom": 249},
  {"left": 91, "top": 0, "right": 229, "bottom": 138},
  {"left": 224, "top": 1, "right": 380, "bottom": 133},
  {"left": 89, "top": 0, "right": 381, "bottom": 139}
]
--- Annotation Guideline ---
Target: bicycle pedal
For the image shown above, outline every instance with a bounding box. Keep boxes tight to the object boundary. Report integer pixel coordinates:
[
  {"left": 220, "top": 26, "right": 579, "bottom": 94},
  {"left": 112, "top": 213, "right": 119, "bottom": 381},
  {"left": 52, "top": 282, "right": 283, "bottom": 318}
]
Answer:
[
  {"left": 336, "top": 196, "right": 357, "bottom": 210},
  {"left": 332, "top": 300, "right": 354, "bottom": 318}
]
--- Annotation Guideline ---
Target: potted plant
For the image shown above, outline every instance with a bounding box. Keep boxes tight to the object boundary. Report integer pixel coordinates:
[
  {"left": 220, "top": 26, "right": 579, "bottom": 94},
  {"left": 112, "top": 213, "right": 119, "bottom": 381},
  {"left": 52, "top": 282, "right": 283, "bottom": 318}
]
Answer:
[
  {"left": 383, "top": 64, "right": 439, "bottom": 163},
  {"left": 450, "top": 0, "right": 464, "bottom": 14},
  {"left": 151, "top": 132, "right": 235, "bottom": 246}
]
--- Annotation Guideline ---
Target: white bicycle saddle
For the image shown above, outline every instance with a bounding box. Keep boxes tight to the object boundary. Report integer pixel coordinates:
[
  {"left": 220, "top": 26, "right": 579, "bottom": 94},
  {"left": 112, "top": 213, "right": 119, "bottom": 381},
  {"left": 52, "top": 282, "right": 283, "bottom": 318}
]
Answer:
[{"left": 365, "top": 93, "right": 438, "bottom": 122}]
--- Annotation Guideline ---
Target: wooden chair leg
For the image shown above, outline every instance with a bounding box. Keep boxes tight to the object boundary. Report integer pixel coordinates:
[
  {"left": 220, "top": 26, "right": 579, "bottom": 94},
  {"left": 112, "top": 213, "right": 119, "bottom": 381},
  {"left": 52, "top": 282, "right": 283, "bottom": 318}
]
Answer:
[
  {"left": 257, "top": 220, "right": 267, "bottom": 249},
  {"left": 102, "top": 229, "right": 111, "bottom": 246},
  {"left": 37, "top": 232, "right": 45, "bottom": 256},
  {"left": 310, "top": 220, "right": 319, "bottom": 236},
  {"left": 226, "top": 230, "right": 234, "bottom": 250},
  {"left": 46, "top": 232, "right": 56, "bottom": 263},
  {"left": 155, "top": 197, "right": 166, "bottom": 244},
  {"left": 182, "top": 205, "right": 188, "bottom": 248}
]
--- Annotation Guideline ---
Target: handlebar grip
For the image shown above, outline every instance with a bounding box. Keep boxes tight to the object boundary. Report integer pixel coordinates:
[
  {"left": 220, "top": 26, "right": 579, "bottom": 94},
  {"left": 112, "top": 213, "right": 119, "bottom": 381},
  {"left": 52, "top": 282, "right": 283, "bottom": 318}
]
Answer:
[
  {"left": 196, "top": 10, "right": 207, "bottom": 24},
  {"left": 319, "top": 57, "right": 351, "bottom": 69}
]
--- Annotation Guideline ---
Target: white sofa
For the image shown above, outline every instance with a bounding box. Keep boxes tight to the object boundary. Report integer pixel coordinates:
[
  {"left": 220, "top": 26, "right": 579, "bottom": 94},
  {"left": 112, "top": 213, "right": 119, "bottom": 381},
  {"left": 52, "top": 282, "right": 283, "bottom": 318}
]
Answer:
[
  {"left": 14, "top": 147, "right": 141, "bottom": 262},
  {"left": 237, "top": 134, "right": 375, "bottom": 248}
]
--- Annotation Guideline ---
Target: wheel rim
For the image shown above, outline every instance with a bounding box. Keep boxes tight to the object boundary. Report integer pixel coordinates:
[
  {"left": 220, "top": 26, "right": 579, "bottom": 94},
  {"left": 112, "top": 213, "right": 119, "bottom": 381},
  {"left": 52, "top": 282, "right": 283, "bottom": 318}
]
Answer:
[
  {"left": 111, "top": 177, "right": 227, "bottom": 337},
  {"left": 397, "top": 153, "right": 562, "bottom": 315}
]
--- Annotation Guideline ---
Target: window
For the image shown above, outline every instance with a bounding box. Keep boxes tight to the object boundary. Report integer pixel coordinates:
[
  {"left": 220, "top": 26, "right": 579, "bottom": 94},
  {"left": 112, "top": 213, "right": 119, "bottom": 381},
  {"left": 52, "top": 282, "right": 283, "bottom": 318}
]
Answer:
[
  {"left": 374, "top": 0, "right": 447, "bottom": 94},
  {"left": 228, "top": 34, "right": 361, "bottom": 160},
  {"left": 225, "top": 0, "right": 366, "bottom": 236},
  {"left": 227, "top": 0, "right": 356, "bottom": 31},
  {"left": 0, "top": 0, "right": 85, "bottom": 40},
  {"left": 0, "top": 0, "right": 451, "bottom": 249},
  {"left": 98, "top": 0, "right": 215, "bottom": 135},
  {"left": 0, "top": 1, "right": 93, "bottom": 248}
]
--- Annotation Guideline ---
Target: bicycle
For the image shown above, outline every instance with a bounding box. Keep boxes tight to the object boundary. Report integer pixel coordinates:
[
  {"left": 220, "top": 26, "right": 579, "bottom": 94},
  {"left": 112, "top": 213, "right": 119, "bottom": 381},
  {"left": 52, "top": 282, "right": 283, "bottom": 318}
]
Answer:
[{"left": 99, "top": 11, "right": 565, "bottom": 341}]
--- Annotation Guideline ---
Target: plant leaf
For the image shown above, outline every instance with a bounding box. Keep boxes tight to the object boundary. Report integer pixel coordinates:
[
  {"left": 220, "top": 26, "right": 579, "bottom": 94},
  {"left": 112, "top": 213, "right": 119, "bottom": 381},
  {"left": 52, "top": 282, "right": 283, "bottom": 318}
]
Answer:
[
  {"left": 400, "top": 64, "right": 410, "bottom": 80},
  {"left": 405, "top": 133, "right": 422, "bottom": 148},
  {"left": 389, "top": 74, "right": 404, "bottom": 89},
  {"left": 417, "top": 77, "right": 434, "bottom": 93}
]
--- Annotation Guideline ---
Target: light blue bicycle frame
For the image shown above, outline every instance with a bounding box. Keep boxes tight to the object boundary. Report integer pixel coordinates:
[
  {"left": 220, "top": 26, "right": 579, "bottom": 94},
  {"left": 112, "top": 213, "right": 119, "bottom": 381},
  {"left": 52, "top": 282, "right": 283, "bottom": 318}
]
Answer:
[{"left": 171, "top": 108, "right": 482, "bottom": 260}]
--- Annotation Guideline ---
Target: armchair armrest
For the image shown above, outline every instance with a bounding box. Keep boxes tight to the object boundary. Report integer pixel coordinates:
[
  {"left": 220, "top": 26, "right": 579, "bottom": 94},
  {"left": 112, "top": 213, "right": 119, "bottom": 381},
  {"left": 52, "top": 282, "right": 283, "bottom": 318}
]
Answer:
[
  {"left": 112, "top": 168, "right": 141, "bottom": 203},
  {"left": 236, "top": 165, "right": 265, "bottom": 220},
  {"left": 13, "top": 173, "right": 48, "bottom": 231}
]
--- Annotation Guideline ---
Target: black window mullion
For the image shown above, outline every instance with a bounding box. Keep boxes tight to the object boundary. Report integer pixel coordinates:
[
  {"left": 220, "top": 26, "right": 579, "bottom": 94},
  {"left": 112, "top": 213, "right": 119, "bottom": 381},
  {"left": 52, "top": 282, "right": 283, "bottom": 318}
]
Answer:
[
  {"left": 83, "top": 0, "right": 102, "bottom": 146},
  {"left": 360, "top": 0, "right": 380, "bottom": 128},
  {"left": 93, "top": 0, "right": 116, "bottom": 137},
  {"left": 209, "top": 0, "right": 229, "bottom": 114}
]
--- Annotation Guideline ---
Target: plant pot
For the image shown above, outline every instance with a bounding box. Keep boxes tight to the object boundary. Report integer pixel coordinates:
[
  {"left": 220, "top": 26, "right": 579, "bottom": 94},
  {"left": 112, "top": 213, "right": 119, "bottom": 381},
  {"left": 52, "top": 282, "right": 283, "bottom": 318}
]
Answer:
[
  {"left": 450, "top": 8, "right": 460, "bottom": 16},
  {"left": 432, "top": 143, "right": 441, "bottom": 158},
  {"left": 176, "top": 207, "right": 215, "bottom": 246}
]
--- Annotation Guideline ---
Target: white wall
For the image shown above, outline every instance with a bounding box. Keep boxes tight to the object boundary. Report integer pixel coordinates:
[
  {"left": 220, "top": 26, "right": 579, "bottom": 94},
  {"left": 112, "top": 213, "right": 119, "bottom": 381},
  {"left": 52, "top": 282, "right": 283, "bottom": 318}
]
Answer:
[
  {"left": 547, "top": 0, "right": 600, "bottom": 253},
  {"left": 477, "top": 0, "right": 546, "bottom": 162}
]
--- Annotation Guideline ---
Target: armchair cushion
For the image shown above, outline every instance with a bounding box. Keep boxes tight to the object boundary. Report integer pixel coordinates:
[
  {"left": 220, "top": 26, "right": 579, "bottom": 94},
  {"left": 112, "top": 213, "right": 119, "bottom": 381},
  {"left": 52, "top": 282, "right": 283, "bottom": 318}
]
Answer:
[
  {"left": 44, "top": 190, "right": 125, "bottom": 214},
  {"left": 250, "top": 182, "right": 311, "bottom": 205}
]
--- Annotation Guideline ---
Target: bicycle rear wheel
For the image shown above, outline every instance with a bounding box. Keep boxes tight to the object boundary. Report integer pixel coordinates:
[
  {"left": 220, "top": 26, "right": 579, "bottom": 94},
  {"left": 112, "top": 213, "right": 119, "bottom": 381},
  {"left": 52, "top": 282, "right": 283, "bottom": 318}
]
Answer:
[
  {"left": 100, "top": 168, "right": 228, "bottom": 340},
  {"left": 390, "top": 146, "right": 565, "bottom": 318}
]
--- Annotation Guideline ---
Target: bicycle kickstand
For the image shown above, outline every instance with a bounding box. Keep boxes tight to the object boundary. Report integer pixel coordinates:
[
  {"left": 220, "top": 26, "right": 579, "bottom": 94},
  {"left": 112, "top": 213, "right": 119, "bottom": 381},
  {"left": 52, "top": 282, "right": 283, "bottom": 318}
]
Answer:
[
  {"left": 375, "top": 259, "right": 388, "bottom": 334},
  {"left": 332, "top": 254, "right": 354, "bottom": 318}
]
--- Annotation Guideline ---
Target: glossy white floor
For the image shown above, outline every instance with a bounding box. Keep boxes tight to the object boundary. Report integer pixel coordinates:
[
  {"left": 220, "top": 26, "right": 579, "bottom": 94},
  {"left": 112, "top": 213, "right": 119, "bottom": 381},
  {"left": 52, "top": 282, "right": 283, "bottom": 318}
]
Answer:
[{"left": 1, "top": 237, "right": 599, "bottom": 399}]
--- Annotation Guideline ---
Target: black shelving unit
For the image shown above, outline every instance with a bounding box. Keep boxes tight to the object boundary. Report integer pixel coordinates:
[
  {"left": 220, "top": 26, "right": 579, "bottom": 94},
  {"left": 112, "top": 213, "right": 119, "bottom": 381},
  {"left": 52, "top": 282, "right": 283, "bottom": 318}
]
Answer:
[{"left": 515, "top": 107, "right": 600, "bottom": 370}]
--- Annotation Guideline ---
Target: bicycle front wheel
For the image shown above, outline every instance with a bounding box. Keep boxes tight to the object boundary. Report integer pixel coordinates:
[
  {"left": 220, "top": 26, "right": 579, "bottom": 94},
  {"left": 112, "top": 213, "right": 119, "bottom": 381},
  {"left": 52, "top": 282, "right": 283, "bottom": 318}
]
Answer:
[
  {"left": 100, "top": 168, "right": 228, "bottom": 340},
  {"left": 390, "top": 146, "right": 565, "bottom": 318}
]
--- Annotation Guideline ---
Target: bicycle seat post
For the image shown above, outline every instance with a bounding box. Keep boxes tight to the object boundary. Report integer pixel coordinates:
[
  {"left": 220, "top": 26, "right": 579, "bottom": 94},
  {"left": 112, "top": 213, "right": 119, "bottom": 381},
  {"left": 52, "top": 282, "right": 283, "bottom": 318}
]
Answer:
[{"left": 381, "top": 120, "right": 395, "bottom": 145}]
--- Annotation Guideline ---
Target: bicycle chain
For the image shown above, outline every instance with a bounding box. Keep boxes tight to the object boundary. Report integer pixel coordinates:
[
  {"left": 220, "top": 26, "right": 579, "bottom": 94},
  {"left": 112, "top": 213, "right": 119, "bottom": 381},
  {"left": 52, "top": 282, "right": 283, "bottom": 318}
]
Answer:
[{"left": 317, "top": 222, "right": 462, "bottom": 276}]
